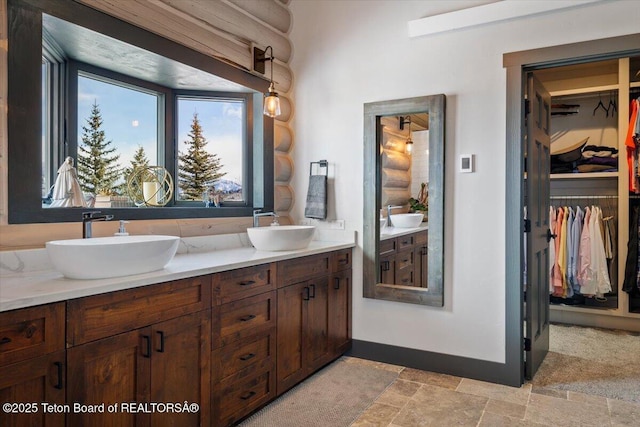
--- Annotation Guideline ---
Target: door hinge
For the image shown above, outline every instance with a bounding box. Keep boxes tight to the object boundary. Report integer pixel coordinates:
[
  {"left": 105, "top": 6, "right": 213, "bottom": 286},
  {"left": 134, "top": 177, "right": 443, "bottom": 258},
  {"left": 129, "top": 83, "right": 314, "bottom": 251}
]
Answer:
[
  {"left": 524, "top": 99, "right": 531, "bottom": 117},
  {"left": 524, "top": 219, "right": 531, "bottom": 233},
  {"left": 524, "top": 337, "right": 531, "bottom": 351}
]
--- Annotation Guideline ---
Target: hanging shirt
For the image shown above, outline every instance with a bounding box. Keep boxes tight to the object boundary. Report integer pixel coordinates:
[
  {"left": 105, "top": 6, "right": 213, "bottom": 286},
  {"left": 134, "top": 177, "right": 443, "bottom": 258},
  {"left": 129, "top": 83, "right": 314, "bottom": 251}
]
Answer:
[
  {"left": 552, "top": 207, "right": 565, "bottom": 296},
  {"left": 627, "top": 99, "right": 639, "bottom": 192},
  {"left": 578, "top": 206, "right": 592, "bottom": 291},
  {"left": 591, "top": 206, "right": 612, "bottom": 295},
  {"left": 569, "top": 206, "right": 583, "bottom": 294},
  {"left": 564, "top": 207, "right": 574, "bottom": 298},
  {"left": 549, "top": 206, "right": 557, "bottom": 293}
]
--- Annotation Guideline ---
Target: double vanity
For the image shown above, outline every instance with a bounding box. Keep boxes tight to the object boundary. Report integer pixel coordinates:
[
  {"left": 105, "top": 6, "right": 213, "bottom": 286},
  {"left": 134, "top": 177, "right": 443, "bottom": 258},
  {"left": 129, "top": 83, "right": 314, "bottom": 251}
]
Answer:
[{"left": 0, "top": 230, "right": 354, "bottom": 426}]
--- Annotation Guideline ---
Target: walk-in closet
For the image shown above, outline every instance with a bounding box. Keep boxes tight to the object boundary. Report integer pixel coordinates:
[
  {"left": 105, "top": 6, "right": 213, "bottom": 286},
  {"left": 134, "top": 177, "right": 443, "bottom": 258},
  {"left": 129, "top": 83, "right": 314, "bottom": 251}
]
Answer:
[{"left": 535, "top": 56, "right": 640, "bottom": 332}]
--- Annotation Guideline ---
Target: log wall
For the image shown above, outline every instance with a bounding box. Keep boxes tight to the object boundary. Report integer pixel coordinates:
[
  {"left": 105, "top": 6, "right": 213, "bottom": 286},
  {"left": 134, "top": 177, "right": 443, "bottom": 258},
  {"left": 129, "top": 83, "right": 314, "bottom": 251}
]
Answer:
[{"left": 0, "top": 0, "right": 296, "bottom": 250}]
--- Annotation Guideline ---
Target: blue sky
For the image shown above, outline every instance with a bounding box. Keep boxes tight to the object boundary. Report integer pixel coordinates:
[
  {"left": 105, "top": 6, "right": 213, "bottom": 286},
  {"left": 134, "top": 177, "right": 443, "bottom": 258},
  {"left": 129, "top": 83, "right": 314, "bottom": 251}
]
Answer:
[{"left": 77, "top": 75, "right": 244, "bottom": 185}]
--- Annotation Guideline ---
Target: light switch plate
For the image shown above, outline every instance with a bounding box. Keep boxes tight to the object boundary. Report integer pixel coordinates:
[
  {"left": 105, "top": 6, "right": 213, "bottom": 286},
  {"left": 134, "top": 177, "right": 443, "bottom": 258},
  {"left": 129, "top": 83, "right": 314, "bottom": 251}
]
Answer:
[{"left": 460, "top": 154, "right": 474, "bottom": 173}]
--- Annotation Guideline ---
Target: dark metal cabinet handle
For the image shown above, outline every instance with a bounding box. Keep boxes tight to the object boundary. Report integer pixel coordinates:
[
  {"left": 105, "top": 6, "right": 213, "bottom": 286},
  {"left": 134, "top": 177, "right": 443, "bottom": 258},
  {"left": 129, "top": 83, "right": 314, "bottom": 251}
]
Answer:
[
  {"left": 239, "top": 280, "right": 256, "bottom": 286},
  {"left": 422, "top": 245, "right": 428, "bottom": 256},
  {"left": 0, "top": 337, "right": 11, "bottom": 345},
  {"left": 303, "top": 286, "right": 310, "bottom": 301},
  {"left": 54, "top": 362, "right": 63, "bottom": 390},
  {"left": 239, "top": 353, "right": 256, "bottom": 361},
  {"left": 334, "top": 277, "right": 340, "bottom": 290},
  {"left": 382, "top": 261, "right": 390, "bottom": 272},
  {"left": 309, "top": 284, "right": 316, "bottom": 298},
  {"left": 240, "top": 314, "right": 256, "bottom": 322},
  {"left": 240, "top": 391, "right": 256, "bottom": 400},
  {"left": 142, "top": 335, "right": 151, "bottom": 358},
  {"left": 338, "top": 258, "right": 348, "bottom": 265},
  {"left": 156, "top": 331, "right": 165, "bottom": 353}
]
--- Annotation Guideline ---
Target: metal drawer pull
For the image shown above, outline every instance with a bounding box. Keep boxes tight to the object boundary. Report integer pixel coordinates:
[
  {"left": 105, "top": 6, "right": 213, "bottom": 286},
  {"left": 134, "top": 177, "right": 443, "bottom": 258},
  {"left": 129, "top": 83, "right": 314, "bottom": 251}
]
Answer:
[
  {"left": 309, "top": 284, "right": 316, "bottom": 298},
  {"left": 334, "top": 278, "right": 340, "bottom": 290},
  {"left": 0, "top": 337, "right": 11, "bottom": 345},
  {"left": 142, "top": 335, "right": 151, "bottom": 358},
  {"left": 303, "top": 287, "right": 310, "bottom": 301},
  {"left": 239, "top": 280, "right": 256, "bottom": 286},
  {"left": 54, "top": 362, "right": 63, "bottom": 389},
  {"left": 240, "top": 391, "right": 256, "bottom": 400},
  {"left": 239, "top": 353, "right": 256, "bottom": 361},
  {"left": 240, "top": 314, "right": 256, "bottom": 322},
  {"left": 156, "top": 331, "right": 165, "bottom": 353}
]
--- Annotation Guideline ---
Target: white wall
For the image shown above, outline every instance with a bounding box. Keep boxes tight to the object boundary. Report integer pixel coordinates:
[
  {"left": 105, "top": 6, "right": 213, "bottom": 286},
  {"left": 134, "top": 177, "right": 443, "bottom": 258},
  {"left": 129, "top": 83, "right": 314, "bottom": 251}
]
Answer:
[{"left": 288, "top": 0, "right": 640, "bottom": 363}]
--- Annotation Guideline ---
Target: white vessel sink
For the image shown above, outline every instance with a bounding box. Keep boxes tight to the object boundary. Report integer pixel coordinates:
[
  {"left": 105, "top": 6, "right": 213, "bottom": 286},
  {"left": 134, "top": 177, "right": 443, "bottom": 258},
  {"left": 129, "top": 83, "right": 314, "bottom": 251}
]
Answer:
[
  {"left": 390, "top": 213, "right": 424, "bottom": 228},
  {"left": 247, "top": 225, "right": 315, "bottom": 251},
  {"left": 46, "top": 235, "right": 180, "bottom": 279}
]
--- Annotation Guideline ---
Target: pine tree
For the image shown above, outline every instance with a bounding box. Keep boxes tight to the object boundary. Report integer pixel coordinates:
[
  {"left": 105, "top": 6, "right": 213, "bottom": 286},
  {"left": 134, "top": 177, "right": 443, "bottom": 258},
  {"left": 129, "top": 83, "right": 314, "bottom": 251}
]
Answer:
[
  {"left": 124, "top": 145, "right": 151, "bottom": 182},
  {"left": 77, "top": 101, "right": 122, "bottom": 195},
  {"left": 178, "top": 112, "right": 226, "bottom": 200}
]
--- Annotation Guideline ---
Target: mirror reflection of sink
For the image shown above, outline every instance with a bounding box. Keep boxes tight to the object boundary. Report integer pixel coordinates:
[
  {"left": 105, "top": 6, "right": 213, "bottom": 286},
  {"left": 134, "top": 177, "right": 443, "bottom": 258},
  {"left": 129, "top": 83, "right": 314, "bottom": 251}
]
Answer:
[
  {"left": 247, "top": 225, "right": 315, "bottom": 251},
  {"left": 46, "top": 235, "right": 180, "bottom": 279},
  {"left": 390, "top": 213, "right": 424, "bottom": 228}
]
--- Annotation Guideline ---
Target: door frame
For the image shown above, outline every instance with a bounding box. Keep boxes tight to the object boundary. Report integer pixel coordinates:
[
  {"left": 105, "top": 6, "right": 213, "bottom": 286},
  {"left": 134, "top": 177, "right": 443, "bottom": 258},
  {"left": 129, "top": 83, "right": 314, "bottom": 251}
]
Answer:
[{"left": 503, "top": 33, "right": 640, "bottom": 386}]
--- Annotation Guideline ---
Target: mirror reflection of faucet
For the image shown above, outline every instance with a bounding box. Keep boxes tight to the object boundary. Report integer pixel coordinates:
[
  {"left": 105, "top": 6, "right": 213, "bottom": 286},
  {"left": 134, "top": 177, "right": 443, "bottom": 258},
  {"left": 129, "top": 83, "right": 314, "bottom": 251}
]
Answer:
[{"left": 386, "top": 205, "right": 404, "bottom": 228}]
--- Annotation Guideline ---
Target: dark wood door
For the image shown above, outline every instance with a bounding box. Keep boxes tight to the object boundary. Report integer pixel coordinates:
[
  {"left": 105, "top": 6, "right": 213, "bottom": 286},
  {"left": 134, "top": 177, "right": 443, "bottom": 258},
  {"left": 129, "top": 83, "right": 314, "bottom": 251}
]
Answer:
[
  {"left": 276, "top": 282, "right": 308, "bottom": 394},
  {"left": 67, "top": 329, "right": 151, "bottom": 427},
  {"left": 305, "top": 276, "right": 331, "bottom": 371},
  {"left": 525, "top": 73, "right": 551, "bottom": 380},
  {"left": 329, "top": 270, "right": 351, "bottom": 356},
  {"left": 0, "top": 351, "right": 65, "bottom": 427},
  {"left": 150, "top": 311, "right": 211, "bottom": 427}
]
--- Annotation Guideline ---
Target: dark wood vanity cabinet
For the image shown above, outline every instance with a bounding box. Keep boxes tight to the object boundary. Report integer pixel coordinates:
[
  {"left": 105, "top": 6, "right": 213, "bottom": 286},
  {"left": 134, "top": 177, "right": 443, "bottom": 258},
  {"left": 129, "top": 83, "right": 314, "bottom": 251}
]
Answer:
[
  {"left": 1, "top": 248, "right": 352, "bottom": 427},
  {"left": 66, "top": 276, "right": 212, "bottom": 427},
  {"left": 0, "top": 303, "right": 66, "bottom": 427},
  {"left": 276, "top": 250, "right": 352, "bottom": 395},
  {"left": 379, "top": 230, "right": 428, "bottom": 287}
]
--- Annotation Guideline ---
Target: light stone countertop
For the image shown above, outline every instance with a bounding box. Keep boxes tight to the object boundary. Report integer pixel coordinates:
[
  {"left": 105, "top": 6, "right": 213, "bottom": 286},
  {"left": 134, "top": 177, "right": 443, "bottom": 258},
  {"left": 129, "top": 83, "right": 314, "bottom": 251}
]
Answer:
[
  {"left": 379, "top": 223, "right": 428, "bottom": 240},
  {"left": 0, "top": 230, "right": 356, "bottom": 312}
]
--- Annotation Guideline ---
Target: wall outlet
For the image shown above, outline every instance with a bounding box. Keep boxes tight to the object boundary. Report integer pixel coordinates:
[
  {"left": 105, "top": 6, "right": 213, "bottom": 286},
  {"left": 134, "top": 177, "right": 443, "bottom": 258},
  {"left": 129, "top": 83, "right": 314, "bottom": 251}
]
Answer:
[{"left": 328, "top": 219, "right": 345, "bottom": 230}]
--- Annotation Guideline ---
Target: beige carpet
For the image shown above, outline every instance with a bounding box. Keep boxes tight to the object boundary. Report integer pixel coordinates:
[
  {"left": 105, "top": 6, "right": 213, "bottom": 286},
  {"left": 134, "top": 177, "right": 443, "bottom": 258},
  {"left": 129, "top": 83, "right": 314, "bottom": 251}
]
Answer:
[
  {"left": 238, "top": 358, "right": 398, "bottom": 427},
  {"left": 531, "top": 324, "right": 640, "bottom": 403}
]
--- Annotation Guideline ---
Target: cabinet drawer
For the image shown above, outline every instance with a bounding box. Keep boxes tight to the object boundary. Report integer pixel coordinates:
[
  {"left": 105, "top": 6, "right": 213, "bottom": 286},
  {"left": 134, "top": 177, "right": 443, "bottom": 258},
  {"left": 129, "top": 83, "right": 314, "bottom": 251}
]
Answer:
[
  {"left": 213, "top": 263, "right": 276, "bottom": 305},
  {"left": 213, "top": 330, "right": 275, "bottom": 383},
  {"left": 396, "top": 250, "right": 414, "bottom": 270},
  {"left": 397, "top": 234, "right": 415, "bottom": 250},
  {"left": 68, "top": 275, "right": 212, "bottom": 346},
  {"left": 213, "top": 291, "right": 276, "bottom": 348},
  {"left": 414, "top": 230, "right": 428, "bottom": 245},
  {"left": 331, "top": 249, "right": 352, "bottom": 272},
  {"left": 379, "top": 238, "right": 396, "bottom": 256},
  {"left": 0, "top": 303, "right": 65, "bottom": 367},
  {"left": 214, "top": 369, "right": 275, "bottom": 426},
  {"left": 396, "top": 266, "right": 414, "bottom": 286},
  {"left": 277, "top": 253, "right": 330, "bottom": 287}
]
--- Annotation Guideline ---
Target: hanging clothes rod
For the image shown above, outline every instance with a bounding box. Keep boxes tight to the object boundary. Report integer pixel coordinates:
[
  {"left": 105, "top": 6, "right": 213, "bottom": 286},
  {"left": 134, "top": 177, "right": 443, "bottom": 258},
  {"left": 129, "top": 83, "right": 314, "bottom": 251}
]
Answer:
[{"left": 550, "top": 195, "right": 617, "bottom": 200}]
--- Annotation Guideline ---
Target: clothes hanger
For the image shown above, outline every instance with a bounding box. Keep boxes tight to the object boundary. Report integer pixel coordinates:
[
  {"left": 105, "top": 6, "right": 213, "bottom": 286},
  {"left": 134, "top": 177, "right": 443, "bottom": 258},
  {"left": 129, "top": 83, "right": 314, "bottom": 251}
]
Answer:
[
  {"left": 593, "top": 93, "right": 609, "bottom": 116},
  {"left": 607, "top": 91, "right": 617, "bottom": 117}
]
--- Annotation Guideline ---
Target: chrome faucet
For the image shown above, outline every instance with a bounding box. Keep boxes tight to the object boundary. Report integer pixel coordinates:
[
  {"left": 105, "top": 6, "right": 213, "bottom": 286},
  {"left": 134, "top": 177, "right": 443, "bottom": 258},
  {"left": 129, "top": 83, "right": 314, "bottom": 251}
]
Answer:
[
  {"left": 387, "top": 205, "right": 403, "bottom": 227},
  {"left": 252, "top": 209, "right": 279, "bottom": 227},
  {"left": 82, "top": 211, "right": 114, "bottom": 238}
]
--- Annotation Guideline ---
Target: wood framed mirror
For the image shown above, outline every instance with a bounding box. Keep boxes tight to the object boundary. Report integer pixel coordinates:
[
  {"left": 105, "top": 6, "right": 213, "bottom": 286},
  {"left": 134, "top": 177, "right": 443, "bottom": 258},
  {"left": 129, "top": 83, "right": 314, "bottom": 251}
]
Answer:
[{"left": 363, "top": 95, "right": 445, "bottom": 306}]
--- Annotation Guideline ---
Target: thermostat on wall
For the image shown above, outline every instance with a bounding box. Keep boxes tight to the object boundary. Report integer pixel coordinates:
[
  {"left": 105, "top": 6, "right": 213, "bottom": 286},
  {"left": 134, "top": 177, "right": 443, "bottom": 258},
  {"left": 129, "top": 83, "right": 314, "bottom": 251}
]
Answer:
[{"left": 460, "top": 154, "right": 474, "bottom": 173}]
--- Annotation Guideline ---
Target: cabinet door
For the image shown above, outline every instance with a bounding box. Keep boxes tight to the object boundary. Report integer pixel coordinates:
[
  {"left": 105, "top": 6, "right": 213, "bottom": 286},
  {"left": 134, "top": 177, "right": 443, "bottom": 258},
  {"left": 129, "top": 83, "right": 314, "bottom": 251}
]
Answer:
[
  {"left": 379, "top": 253, "right": 395, "bottom": 284},
  {"left": 414, "top": 244, "right": 428, "bottom": 288},
  {"left": 329, "top": 270, "right": 352, "bottom": 356},
  {"left": 0, "top": 351, "right": 65, "bottom": 427},
  {"left": 306, "top": 276, "right": 331, "bottom": 372},
  {"left": 150, "top": 311, "right": 211, "bottom": 427},
  {"left": 67, "top": 330, "right": 151, "bottom": 427},
  {"left": 276, "top": 282, "right": 308, "bottom": 394},
  {"left": 395, "top": 249, "right": 414, "bottom": 286}
]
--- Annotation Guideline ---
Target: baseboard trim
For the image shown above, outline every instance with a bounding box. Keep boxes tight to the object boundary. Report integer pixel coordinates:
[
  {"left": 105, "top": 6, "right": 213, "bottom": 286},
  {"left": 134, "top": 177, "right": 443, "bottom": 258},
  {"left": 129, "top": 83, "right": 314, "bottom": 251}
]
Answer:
[{"left": 347, "top": 339, "right": 520, "bottom": 387}]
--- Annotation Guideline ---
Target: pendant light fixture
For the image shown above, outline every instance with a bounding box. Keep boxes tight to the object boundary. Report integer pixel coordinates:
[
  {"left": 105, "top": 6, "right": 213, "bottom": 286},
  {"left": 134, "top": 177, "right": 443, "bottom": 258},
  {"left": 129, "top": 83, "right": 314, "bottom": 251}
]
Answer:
[
  {"left": 399, "top": 115, "right": 414, "bottom": 154},
  {"left": 253, "top": 45, "right": 281, "bottom": 118}
]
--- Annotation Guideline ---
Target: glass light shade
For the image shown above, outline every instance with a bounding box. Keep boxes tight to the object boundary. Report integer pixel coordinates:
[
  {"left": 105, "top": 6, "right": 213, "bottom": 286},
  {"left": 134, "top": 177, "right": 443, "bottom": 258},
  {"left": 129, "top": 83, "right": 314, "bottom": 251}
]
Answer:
[
  {"left": 263, "top": 83, "right": 281, "bottom": 118},
  {"left": 405, "top": 138, "right": 414, "bottom": 154}
]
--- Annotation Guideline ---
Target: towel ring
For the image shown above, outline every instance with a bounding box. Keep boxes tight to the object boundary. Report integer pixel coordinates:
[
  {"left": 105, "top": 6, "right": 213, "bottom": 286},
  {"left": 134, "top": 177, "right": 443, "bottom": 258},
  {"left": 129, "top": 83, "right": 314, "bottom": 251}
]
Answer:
[{"left": 310, "top": 160, "right": 328, "bottom": 176}]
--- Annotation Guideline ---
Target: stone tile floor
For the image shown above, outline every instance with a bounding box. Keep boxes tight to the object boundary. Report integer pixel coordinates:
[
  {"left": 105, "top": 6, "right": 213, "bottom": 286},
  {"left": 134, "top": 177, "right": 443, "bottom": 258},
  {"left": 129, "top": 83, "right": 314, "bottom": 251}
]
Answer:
[{"left": 344, "top": 357, "right": 640, "bottom": 427}]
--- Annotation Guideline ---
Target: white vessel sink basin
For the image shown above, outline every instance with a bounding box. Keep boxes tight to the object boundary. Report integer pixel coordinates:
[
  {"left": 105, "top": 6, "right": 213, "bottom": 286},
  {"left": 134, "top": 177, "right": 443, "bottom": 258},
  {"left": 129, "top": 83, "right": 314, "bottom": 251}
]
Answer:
[
  {"left": 390, "top": 213, "right": 424, "bottom": 228},
  {"left": 247, "top": 225, "right": 315, "bottom": 251},
  {"left": 46, "top": 235, "right": 180, "bottom": 279}
]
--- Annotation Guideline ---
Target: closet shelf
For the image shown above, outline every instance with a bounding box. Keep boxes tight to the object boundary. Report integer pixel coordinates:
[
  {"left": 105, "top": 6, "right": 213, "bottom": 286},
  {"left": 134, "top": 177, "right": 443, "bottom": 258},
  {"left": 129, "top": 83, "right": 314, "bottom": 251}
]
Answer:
[
  {"left": 550, "top": 84, "right": 619, "bottom": 97},
  {"left": 631, "top": 81, "right": 640, "bottom": 89},
  {"left": 550, "top": 172, "right": 618, "bottom": 179}
]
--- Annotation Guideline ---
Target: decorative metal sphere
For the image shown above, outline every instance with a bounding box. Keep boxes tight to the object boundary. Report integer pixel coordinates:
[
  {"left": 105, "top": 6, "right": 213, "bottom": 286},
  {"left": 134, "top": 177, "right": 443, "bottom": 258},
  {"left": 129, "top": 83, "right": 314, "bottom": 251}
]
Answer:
[{"left": 126, "top": 166, "right": 173, "bottom": 207}]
